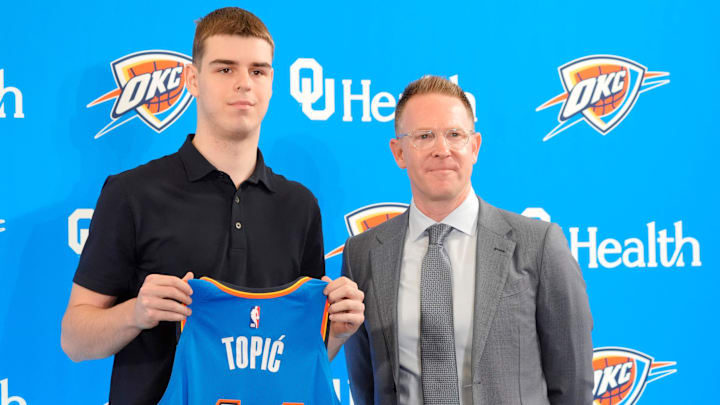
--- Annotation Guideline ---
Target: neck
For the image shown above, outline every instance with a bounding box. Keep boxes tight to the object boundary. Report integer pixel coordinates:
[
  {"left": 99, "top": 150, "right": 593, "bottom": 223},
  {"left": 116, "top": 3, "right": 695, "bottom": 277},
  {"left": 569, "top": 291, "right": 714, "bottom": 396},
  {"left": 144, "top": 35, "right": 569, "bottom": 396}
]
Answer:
[
  {"left": 192, "top": 128, "right": 260, "bottom": 189},
  {"left": 413, "top": 184, "right": 472, "bottom": 222}
]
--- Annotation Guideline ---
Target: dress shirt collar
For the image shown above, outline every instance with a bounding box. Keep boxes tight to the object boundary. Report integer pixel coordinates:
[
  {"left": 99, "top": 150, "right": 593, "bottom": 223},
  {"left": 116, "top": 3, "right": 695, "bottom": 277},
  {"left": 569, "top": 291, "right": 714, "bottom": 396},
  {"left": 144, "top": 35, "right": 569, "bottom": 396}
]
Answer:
[
  {"left": 178, "top": 134, "right": 275, "bottom": 192},
  {"left": 408, "top": 188, "right": 479, "bottom": 242}
]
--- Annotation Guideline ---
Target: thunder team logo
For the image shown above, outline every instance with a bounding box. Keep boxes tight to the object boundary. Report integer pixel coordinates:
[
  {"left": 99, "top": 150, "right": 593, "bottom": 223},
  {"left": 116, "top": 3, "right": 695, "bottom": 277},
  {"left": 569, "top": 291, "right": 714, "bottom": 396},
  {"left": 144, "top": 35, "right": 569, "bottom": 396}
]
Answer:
[
  {"left": 87, "top": 50, "right": 194, "bottom": 139},
  {"left": 536, "top": 55, "right": 669, "bottom": 141},
  {"left": 593, "top": 347, "right": 676, "bottom": 404},
  {"left": 325, "top": 203, "right": 408, "bottom": 259}
]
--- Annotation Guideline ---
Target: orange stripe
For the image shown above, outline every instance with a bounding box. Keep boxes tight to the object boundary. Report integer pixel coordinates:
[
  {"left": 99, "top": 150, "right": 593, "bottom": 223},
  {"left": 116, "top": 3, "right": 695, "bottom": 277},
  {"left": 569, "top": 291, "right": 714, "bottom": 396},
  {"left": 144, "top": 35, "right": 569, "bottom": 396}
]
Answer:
[
  {"left": 321, "top": 299, "right": 330, "bottom": 341},
  {"left": 651, "top": 361, "right": 676, "bottom": 368},
  {"left": 86, "top": 88, "right": 121, "bottom": 107},
  {"left": 536, "top": 92, "right": 568, "bottom": 111},
  {"left": 645, "top": 71, "right": 670, "bottom": 79},
  {"left": 201, "top": 276, "right": 311, "bottom": 299},
  {"left": 324, "top": 245, "right": 344, "bottom": 259},
  {"left": 215, "top": 400, "right": 241, "bottom": 405}
]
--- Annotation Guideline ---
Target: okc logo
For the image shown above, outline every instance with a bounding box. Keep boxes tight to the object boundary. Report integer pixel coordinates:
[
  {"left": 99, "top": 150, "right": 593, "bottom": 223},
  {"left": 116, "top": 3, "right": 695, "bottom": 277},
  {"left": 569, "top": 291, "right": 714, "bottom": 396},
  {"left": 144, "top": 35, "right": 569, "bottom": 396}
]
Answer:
[
  {"left": 537, "top": 55, "right": 669, "bottom": 141},
  {"left": 593, "top": 347, "right": 676, "bottom": 405},
  {"left": 325, "top": 203, "right": 408, "bottom": 259},
  {"left": 87, "top": 50, "right": 194, "bottom": 139}
]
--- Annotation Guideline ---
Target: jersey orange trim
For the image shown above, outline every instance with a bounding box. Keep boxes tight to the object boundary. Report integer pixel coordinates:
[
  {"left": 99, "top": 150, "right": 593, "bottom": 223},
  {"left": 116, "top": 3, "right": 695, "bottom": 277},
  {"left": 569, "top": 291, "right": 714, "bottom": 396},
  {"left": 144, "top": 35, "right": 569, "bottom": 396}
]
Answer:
[
  {"left": 200, "top": 276, "right": 312, "bottom": 299},
  {"left": 321, "top": 299, "right": 330, "bottom": 342}
]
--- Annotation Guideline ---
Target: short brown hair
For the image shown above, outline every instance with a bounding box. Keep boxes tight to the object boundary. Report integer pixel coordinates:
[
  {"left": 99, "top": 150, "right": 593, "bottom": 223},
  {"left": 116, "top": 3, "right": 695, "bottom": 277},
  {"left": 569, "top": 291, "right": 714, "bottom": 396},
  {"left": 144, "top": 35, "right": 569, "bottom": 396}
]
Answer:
[
  {"left": 193, "top": 7, "right": 274, "bottom": 66},
  {"left": 394, "top": 75, "right": 474, "bottom": 131}
]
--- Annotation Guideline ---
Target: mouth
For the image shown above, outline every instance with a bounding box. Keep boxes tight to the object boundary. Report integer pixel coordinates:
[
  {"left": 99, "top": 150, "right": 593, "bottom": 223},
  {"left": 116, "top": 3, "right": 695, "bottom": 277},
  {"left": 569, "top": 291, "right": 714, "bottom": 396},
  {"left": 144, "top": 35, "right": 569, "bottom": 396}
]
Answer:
[{"left": 228, "top": 100, "right": 254, "bottom": 109}]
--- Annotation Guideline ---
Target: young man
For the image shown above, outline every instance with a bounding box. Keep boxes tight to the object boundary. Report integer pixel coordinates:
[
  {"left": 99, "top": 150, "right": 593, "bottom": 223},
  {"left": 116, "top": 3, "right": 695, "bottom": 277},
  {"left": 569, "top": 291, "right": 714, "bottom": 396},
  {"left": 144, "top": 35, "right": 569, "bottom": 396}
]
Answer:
[
  {"left": 342, "top": 76, "right": 593, "bottom": 404},
  {"left": 61, "top": 8, "right": 364, "bottom": 404}
]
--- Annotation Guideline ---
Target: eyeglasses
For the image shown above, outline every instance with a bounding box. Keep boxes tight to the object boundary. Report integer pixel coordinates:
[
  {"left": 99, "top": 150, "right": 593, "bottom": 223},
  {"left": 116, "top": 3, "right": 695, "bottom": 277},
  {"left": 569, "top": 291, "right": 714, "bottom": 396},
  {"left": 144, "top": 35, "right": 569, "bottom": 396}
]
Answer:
[{"left": 396, "top": 128, "right": 474, "bottom": 150}]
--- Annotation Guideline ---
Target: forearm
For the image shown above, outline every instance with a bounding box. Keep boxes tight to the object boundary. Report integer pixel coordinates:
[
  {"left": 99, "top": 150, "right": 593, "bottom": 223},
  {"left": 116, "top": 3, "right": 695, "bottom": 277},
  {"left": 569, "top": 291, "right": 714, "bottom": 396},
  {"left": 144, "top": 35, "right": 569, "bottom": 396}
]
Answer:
[
  {"left": 61, "top": 298, "right": 142, "bottom": 362},
  {"left": 326, "top": 334, "right": 346, "bottom": 361}
]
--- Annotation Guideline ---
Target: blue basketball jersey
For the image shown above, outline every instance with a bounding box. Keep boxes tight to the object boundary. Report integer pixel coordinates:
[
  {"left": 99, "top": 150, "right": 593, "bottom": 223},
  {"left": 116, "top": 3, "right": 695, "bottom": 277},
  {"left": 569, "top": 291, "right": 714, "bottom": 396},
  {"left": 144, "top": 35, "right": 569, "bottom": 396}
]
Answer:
[{"left": 158, "top": 277, "right": 340, "bottom": 405}]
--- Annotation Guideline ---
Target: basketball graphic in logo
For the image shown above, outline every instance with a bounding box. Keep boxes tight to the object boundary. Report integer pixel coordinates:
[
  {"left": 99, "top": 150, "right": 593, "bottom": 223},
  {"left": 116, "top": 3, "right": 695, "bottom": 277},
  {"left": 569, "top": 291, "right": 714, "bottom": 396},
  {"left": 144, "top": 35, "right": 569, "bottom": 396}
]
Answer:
[
  {"left": 592, "top": 347, "right": 676, "bottom": 405},
  {"left": 537, "top": 55, "right": 669, "bottom": 141},
  {"left": 87, "top": 50, "right": 194, "bottom": 139},
  {"left": 324, "top": 203, "right": 408, "bottom": 259}
]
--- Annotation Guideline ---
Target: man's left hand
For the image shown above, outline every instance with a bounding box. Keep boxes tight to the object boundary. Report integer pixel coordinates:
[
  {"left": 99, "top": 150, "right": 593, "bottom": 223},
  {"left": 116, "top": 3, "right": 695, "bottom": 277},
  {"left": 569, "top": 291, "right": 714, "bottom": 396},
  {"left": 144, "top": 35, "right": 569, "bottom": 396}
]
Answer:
[{"left": 322, "top": 276, "right": 365, "bottom": 360}]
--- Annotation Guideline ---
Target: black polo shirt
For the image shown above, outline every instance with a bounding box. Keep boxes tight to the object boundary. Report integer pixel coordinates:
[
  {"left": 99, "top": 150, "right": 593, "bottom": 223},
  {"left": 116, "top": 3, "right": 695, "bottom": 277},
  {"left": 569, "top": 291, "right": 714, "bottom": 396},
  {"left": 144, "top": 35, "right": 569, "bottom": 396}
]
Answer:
[{"left": 73, "top": 134, "right": 324, "bottom": 405}]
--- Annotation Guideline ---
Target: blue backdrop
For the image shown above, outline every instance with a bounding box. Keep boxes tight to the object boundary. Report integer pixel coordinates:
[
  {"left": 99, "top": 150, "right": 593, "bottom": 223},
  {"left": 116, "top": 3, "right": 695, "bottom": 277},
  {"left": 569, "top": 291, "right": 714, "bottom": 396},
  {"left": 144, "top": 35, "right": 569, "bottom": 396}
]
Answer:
[{"left": 1, "top": 1, "right": 717, "bottom": 404}]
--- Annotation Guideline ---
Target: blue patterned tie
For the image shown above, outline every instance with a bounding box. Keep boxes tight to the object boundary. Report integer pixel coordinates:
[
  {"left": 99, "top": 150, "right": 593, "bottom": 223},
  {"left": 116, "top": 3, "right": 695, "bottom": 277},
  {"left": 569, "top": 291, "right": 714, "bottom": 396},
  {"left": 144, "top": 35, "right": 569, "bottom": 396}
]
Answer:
[{"left": 420, "top": 223, "right": 460, "bottom": 405}]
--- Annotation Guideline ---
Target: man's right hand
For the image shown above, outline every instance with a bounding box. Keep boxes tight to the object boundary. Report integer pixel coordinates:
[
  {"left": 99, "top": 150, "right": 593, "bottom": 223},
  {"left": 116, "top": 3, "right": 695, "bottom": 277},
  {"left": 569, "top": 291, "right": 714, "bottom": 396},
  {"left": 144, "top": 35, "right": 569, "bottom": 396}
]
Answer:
[
  {"left": 133, "top": 272, "right": 194, "bottom": 329},
  {"left": 61, "top": 272, "right": 195, "bottom": 362}
]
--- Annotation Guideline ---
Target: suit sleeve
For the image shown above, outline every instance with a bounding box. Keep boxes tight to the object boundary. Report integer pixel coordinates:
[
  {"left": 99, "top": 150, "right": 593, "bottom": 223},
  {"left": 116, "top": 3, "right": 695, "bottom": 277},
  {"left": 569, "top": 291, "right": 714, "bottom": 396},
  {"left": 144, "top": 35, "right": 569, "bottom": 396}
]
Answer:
[
  {"left": 536, "top": 223, "right": 594, "bottom": 405},
  {"left": 341, "top": 237, "right": 375, "bottom": 405}
]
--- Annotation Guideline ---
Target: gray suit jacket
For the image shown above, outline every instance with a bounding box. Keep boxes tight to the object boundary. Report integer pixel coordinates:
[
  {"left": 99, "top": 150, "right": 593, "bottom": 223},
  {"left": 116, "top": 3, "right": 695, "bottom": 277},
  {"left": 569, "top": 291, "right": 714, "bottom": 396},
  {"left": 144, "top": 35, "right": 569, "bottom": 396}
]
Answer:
[{"left": 341, "top": 197, "right": 593, "bottom": 405}]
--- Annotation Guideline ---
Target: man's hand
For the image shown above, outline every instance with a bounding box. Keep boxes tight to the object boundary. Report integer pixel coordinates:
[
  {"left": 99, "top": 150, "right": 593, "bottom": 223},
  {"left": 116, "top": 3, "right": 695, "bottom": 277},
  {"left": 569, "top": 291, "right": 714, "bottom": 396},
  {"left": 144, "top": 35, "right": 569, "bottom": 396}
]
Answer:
[
  {"left": 322, "top": 276, "right": 365, "bottom": 360},
  {"left": 133, "top": 272, "right": 194, "bottom": 329}
]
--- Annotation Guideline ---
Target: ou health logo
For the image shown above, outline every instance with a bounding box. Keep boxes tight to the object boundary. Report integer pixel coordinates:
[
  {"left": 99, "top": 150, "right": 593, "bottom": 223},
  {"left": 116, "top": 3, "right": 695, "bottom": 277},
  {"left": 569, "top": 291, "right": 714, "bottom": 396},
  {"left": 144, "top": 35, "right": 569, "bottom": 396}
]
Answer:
[
  {"left": 536, "top": 55, "right": 669, "bottom": 141},
  {"left": 87, "top": 50, "right": 194, "bottom": 139},
  {"left": 593, "top": 347, "right": 676, "bottom": 405}
]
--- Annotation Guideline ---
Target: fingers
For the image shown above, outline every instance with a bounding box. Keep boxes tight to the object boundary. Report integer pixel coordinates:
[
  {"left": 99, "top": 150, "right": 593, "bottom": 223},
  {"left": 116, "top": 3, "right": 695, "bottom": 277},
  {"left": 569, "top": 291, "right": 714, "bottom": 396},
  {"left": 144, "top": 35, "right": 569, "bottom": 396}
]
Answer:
[
  {"left": 323, "top": 276, "right": 366, "bottom": 339},
  {"left": 141, "top": 276, "right": 193, "bottom": 305},
  {"left": 323, "top": 276, "right": 364, "bottom": 304},
  {"left": 329, "top": 310, "right": 365, "bottom": 326},
  {"left": 134, "top": 273, "right": 195, "bottom": 329},
  {"left": 136, "top": 295, "right": 192, "bottom": 318},
  {"left": 145, "top": 273, "right": 194, "bottom": 296},
  {"left": 328, "top": 299, "right": 365, "bottom": 328}
]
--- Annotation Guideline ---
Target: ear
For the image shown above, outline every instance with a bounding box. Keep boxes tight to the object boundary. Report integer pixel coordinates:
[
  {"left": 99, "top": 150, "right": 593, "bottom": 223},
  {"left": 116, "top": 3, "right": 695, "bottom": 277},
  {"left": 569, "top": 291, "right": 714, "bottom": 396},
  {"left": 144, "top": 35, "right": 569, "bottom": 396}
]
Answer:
[
  {"left": 185, "top": 63, "right": 199, "bottom": 98},
  {"left": 470, "top": 131, "right": 482, "bottom": 163},
  {"left": 268, "top": 67, "right": 274, "bottom": 99},
  {"left": 389, "top": 138, "right": 407, "bottom": 169}
]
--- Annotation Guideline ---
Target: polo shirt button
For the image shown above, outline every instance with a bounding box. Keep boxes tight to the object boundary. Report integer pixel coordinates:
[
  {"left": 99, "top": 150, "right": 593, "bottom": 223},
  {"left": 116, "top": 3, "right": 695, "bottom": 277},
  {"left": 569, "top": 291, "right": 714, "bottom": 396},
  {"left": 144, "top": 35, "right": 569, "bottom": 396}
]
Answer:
[
  {"left": 234, "top": 196, "right": 240, "bottom": 204},
  {"left": 235, "top": 222, "right": 242, "bottom": 230}
]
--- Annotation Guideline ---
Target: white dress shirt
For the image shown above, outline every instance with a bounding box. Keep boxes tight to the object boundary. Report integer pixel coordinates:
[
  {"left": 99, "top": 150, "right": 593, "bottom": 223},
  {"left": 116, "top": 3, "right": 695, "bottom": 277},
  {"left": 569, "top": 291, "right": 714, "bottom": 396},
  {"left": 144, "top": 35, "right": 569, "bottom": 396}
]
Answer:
[{"left": 397, "top": 190, "right": 479, "bottom": 405}]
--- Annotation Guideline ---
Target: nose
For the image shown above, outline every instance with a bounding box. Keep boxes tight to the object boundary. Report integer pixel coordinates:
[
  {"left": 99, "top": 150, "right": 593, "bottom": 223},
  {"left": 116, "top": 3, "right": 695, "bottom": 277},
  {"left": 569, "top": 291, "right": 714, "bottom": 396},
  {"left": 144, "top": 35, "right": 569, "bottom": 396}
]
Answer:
[
  {"left": 235, "top": 70, "right": 252, "bottom": 92},
  {"left": 431, "top": 133, "right": 452, "bottom": 157}
]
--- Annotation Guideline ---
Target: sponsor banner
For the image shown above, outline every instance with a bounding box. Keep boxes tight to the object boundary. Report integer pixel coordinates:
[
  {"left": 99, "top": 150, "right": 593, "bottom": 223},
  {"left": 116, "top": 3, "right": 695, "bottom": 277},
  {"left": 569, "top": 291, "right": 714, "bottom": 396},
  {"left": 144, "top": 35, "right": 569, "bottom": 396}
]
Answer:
[{"left": 2, "top": 2, "right": 716, "bottom": 403}]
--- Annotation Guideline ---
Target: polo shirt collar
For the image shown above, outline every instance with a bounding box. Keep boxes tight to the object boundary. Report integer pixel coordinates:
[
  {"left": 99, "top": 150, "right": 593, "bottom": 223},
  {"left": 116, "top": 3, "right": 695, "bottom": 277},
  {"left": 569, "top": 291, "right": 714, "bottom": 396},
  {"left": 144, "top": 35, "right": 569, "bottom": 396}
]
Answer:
[{"left": 178, "top": 134, "right": 276, "bottom": 192}]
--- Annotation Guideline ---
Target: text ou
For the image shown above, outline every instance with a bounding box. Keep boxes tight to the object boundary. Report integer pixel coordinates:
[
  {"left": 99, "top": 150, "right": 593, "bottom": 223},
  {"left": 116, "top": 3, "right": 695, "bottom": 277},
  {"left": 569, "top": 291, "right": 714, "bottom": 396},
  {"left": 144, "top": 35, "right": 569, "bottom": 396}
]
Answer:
[{"left": 290, "top": 58, "right": 477, "bottom": 122}]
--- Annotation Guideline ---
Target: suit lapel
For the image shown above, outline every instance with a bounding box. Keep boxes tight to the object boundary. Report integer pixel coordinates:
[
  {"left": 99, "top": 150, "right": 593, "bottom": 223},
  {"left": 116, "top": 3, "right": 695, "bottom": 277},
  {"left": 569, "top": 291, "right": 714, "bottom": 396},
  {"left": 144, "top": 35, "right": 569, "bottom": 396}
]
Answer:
[
  {"left": 369, "top": 211, "right": 408, "bottom": 386},
  {"left": 471, "top": 198, "right": 516, "bottom": 383}
]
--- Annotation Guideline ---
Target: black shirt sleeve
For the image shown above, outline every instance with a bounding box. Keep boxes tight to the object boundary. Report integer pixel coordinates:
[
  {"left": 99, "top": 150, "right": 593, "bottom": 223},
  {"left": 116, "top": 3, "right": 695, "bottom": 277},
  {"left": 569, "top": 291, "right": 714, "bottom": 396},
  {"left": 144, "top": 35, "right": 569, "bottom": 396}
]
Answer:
[
  {"left": 73, "top": 175, "right": 136, "bottom": 297},
  {"left": 301, "top": 196, "right": 325, "bottom": 279}
]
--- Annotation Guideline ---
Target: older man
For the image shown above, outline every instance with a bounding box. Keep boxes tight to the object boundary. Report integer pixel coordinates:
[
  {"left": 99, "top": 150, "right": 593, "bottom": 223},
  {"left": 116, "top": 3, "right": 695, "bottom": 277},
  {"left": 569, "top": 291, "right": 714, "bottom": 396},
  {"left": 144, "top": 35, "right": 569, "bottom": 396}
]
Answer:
[{"left": 342, "top": 75, "right": 593, "bottom": 404}]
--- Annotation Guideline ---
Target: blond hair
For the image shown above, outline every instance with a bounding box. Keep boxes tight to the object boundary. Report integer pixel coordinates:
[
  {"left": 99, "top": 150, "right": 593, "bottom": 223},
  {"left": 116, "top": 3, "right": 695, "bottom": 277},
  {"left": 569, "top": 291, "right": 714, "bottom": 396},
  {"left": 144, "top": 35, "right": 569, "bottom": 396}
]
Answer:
[{"left": 394, "top": 75, "right": 473, "bottom": 131}]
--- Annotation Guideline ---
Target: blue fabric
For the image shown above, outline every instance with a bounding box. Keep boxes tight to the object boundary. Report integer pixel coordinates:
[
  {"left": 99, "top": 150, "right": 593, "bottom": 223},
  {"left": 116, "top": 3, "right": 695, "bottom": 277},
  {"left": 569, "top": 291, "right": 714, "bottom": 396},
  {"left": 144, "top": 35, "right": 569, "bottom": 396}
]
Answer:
[{"left": 159, "top": 277, "right": 340, "bottom": 405}]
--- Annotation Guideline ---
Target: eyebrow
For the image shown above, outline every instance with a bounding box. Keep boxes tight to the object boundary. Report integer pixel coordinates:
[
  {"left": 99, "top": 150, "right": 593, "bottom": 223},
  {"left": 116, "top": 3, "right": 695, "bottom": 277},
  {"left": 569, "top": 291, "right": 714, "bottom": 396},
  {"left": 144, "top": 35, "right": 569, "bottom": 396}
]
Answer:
[{"left": 208, "top": 59, "right": 272, "bottom": 69}]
